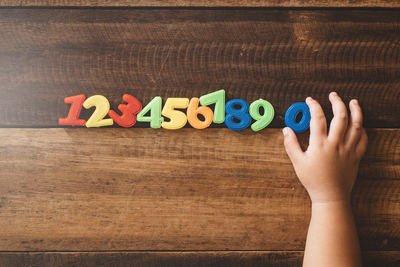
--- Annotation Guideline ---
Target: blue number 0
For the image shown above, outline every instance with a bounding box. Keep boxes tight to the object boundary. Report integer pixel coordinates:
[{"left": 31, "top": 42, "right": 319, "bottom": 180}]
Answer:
[{"left": 284, "top": 102, "right": 311, "bottom": 133}]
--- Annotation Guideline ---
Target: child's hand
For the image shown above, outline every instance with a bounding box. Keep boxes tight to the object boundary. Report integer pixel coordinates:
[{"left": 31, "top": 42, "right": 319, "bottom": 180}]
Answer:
[{"left": 283, "top": 92, "right": 368, "bottom": 204}]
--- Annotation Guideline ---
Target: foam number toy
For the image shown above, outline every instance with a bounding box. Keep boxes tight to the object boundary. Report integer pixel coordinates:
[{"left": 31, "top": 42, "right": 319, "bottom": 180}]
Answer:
[
  {"left": 161, "top": 98, "right": 189, "bottom": 130},
  {"left": 199, "top": 89, "right": 225, "bottom": 123},
  {"left": 108, "top": 94, "right": 142, "bottom": 127},
  {"left": 137, "top": 96, "right": 164, "bottom": 128},
  {"left": 59, "top": 94, "right": 86, "bottom": 126},
  {"left": 284, "top": 102, "right": 311, "bottom": 133},
  {"left": 224, "top": 99, "right": 252, "bottom": 131},
  {"left": 249, "top": 99, "right": 275, "bottom": 132},
  {"left": 83, "top": 95, "right": 114, "bottom": 127},
  {"left": 187, "top": 97, "right": 213, "bottom": 129}
]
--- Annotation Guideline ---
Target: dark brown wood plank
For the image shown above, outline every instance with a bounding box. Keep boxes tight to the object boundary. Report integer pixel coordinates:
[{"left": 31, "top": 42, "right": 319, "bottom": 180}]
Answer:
[
  {"left": 0, "top": 128, "right": 398, "bottom": 251},
  {"left": 0, "top": 251, "right": 399, "bottom": 267},
  {"left": 0, "top": 9, "right": 399, "bottom": 127},
  {"left": 0, "top": 251, "right": 304, "bottom": 267},
  {"left": 1, "top": 0, "right": 400, "bottom": 7}
]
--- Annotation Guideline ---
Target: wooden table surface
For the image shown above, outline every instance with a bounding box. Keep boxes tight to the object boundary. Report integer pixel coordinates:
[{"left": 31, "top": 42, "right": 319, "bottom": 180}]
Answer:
[{"left": 0, "top": 1, "right": 399, "bottom": 266}]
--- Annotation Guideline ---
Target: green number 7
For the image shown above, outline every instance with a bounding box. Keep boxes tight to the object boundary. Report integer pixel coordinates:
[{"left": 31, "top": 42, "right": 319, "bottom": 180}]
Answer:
[{"left": 199, "top": 89, "right": 225, "bottom": 124}]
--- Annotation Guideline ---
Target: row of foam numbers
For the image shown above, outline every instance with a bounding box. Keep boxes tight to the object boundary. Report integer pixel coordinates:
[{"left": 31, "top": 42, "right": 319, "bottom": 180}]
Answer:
[{"left": 59, "top": 89, "right": 310, "bottom": 132}]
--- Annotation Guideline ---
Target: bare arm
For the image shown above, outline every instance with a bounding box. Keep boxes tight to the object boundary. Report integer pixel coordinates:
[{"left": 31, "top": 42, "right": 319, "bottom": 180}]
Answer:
[{"left": 283, "top": 92, "right": 368, "bottom": 267}]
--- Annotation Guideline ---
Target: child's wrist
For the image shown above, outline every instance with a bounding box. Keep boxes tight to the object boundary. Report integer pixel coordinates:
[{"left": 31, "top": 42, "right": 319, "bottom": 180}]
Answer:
[
  {"left": 311, "top": 200, "right": 353, "bottom": 215},
  {"left": 311, "top": 197, "right": 353, "bottom": 215},
  {"left": 308, "top": 189, "right": 352, "bottom": 205}
]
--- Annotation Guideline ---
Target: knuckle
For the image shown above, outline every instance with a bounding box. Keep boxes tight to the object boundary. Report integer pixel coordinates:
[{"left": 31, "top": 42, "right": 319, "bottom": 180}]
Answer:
[
  {"left": 352, "top": 121, "right": 362, "bottom": 130},
  {"left": 337, "top": 111, "right": 348, "bottom": 120},
  {"left": 284, "top": 138, "right": 292, "bottom": 147},
  {"left": 314, "top": 111, "right": 325, "bottom": 121}
]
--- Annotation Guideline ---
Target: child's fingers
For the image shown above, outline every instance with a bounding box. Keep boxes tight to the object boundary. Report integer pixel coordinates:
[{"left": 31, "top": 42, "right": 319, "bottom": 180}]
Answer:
[
  {"left": 283, "top": 127, "right": 304, "bottom": 163},
  {"left": 328, "top": 92, "right": 348, "bottom": 144},
  {"left": 345, "top": 99, "right": 363, "bottom": 149},
  {"left": 305, "top": 97, "right": 327, "bottom": 145},
  {"left": 355, "top": 128, "right": 368, "bottom": 158}
]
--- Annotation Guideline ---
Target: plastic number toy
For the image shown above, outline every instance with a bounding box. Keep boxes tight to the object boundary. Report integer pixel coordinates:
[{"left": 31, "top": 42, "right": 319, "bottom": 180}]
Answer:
[
  {"left": 249, "top": 99, "right": 275, "bottom": 132},
  {"left": 83, "top": 95, "right": 114, "bottom": 128},
  {"left": 108, "top": 94, "right": 142, "bottom": 127},
  {"left": 59, "top": 94, "right": 86, "bottom": 126},
  {"left": 199, "top": 89, "right": 225, "bottom": 124},
  {"left": 187, "top": 97, "right": 213, "bottom": 129},
  {"left": 284, "top": 102, "right": 311, "bottom": 133},
  {"left": 225, "top": 99, "right": 252, "bottom": 131},
  {"left": 161, "top": 98, "right": 189, "bottom": 130},
  {"left": 137, "top": 96, "right": 163, "bottom": 128}
]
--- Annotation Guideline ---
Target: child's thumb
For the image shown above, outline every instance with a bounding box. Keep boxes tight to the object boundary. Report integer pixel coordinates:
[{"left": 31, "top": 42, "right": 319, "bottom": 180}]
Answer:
[{"left": 282, "top": 127, "right": 303, "bottom": 163}]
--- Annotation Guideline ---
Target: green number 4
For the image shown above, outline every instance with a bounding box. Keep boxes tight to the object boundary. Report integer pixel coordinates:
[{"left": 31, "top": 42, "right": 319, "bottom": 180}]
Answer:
[{"left": 137, "top": 96, "right": 164, "bottom": 128}]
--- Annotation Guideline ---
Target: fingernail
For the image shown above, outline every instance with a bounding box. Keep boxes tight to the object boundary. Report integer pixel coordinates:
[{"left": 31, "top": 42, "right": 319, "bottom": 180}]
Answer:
[
  {"left": 306, "top": 97, "right": 312, "bottom": 102},
  {"left": 350, "top": 99, "right": 358, "bottom": 106},
  {"left": 283, "top": 127, "right": 289, "bottom": 136},
  {"left": 331, "top": 91, "right": 337, "bottom": 96}
]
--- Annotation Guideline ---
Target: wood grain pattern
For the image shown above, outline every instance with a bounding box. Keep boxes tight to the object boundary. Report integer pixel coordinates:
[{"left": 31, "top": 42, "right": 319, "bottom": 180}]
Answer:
[
  {"left": 0, "top": 252, "right": 303, "bottom": 267},
  {"left": 0, "top": 128, "right": 398, "bottom": 251},
  {"left": 1, "top": 0, "right": 400, "bottom": 7},
  {"left": 0, "top": 9, "right": 399, "bottom": 127},
  {"left": 0, "top": 251, "right": 399, "bottom": 267}
]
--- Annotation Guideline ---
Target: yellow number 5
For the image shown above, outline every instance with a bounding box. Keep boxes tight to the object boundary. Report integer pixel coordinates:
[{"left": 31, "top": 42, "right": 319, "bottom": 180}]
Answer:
[{"left": 161, "top": 98, "right": 189, "bottom": 130}]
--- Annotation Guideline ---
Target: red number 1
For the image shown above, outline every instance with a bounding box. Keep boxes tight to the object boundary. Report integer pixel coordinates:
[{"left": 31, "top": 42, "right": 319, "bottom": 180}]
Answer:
[
  {"left": 59, "top": 94, "right": 86, "bottom": 126},
  {"left": 108, "top": 94, "right": 142, "bottom": 127}
]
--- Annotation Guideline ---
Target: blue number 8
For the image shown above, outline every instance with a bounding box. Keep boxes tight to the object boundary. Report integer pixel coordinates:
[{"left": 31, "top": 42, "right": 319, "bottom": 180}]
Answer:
[{"left": 225, "top": 99, "right": 252, "bottom": 131}]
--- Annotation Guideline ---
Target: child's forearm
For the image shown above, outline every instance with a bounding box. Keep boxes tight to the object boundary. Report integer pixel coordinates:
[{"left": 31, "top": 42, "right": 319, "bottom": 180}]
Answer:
[{"left": 303, "top": 201, "right": 362, "bottom": 267}]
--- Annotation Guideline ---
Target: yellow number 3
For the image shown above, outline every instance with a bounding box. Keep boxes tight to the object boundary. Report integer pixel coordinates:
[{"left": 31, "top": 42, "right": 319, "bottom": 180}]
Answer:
[
  {"left": 83, "top": 95, "right": 114, "bottom": 127},
  {"left": 161, "top": 98, "right": 189, "bottom": 130}
]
